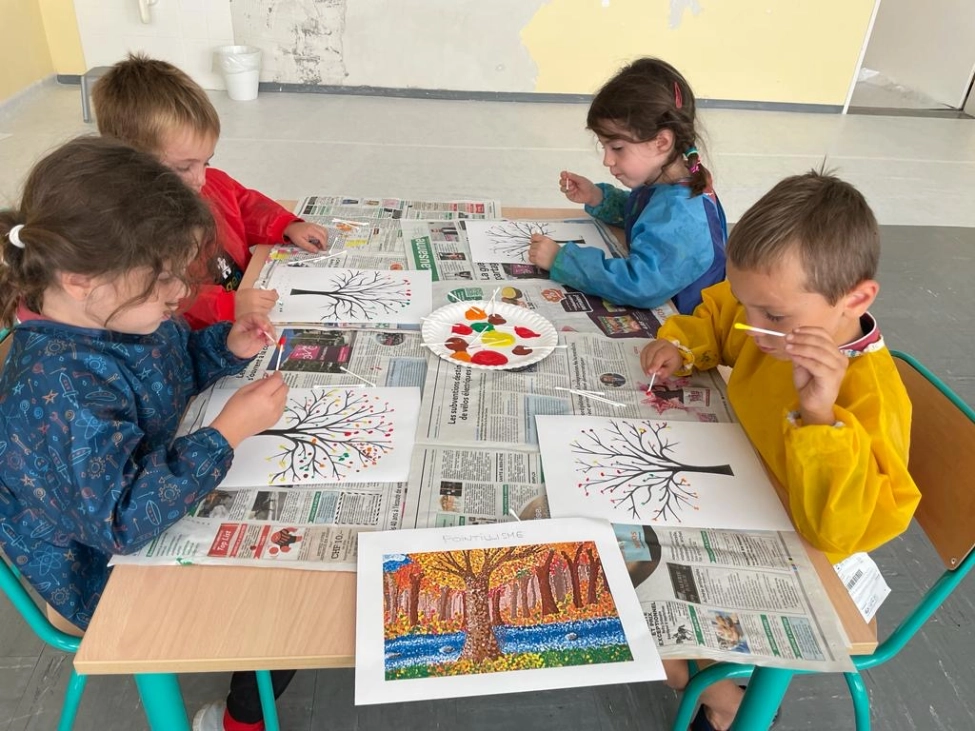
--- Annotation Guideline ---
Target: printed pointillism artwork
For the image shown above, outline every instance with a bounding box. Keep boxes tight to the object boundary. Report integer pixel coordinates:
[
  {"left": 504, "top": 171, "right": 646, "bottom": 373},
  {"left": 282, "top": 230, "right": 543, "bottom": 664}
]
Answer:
[
  {"left": 536, "top": 416, "right": 794, "bottom": 531},
  {"left": 463, "top": 220, "right": 614, "bottom": 265},
  {"left": 381, "top": 541, "right": 630, "bottom": 680},
  {"left": 266, "top": 267, "right": 432, "bottom": 325},
  {"left": 203, "top": 387, "right": 421, "bottom": 487},
  {"left": 355, "top": 518, "right": 663, "bottom": 704}
]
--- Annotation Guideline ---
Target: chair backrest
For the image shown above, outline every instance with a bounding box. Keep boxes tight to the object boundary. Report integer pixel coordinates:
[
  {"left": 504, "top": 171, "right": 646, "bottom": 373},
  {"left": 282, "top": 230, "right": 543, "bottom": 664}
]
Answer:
[
  {"left": 0, "top": 555, "right": 81, "bottom": 654},
  {"left": 892, "top": 352, "right": 975, "bottom": 569}
]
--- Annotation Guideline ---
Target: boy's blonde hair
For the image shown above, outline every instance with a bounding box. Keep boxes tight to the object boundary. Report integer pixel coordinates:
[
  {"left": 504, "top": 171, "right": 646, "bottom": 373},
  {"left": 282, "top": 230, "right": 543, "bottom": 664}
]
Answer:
[
  {"left": 92, "top": 53, "right": 221, "bottom": 154},
  {"left": 727, "top": 171, "right": 879, "bottom": 305}
]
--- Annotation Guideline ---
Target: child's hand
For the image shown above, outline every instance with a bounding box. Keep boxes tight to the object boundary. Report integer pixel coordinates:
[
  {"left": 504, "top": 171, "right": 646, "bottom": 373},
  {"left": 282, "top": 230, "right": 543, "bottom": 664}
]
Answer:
[
  {"left": 640, "top": 340, "right": 684, "bottom": 380},
  {"left": 228, "top": 312, "right": 276, "bottom": 360},
  {"left": 284, "top": 221, "right": 329, "bottom": 252},
  {"left": 784, "top": 327, "right": 847, "bottom": 425},
  {"left": 209, "top": 372, "right": 289, "bottom": 448},
  {"left": 235, "top": 288, "right": 278, "bottom": 319},
  {"left": 528, "top": 234, "right": 560, "bottom": 270},
  {"left": 560, "top": 171, "right": 602, "bottom": 207}
]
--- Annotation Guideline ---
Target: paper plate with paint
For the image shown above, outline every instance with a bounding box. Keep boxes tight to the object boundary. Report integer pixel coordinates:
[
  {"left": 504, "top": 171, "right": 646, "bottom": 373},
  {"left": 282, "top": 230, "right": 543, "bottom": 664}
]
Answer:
[{"left": 422, "top": 301, "right": 558, "bottom": 370}]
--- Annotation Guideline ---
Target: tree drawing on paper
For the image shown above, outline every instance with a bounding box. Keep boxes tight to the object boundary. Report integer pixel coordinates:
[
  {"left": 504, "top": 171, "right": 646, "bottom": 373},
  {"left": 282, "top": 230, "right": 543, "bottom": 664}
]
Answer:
[
  {"left": 289, "top": 269, "right": 412, "bottom": 321},
  {"left": 381, "top": 541, "right": 632, "bottom": 680},
  {"left": 262, "top": 388, "right": 395, "bottom": 483},
  {"left": 484, "top": 222, "right": 581, "bottom": 263},
  {"left": 571, "top": 421, "right": 734, "bottom": 522}
]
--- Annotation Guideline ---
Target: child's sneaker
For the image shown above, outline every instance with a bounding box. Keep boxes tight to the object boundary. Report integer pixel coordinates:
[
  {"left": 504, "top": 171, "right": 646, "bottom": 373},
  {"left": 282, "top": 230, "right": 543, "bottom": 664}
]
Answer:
[{"left": 192, "top": 700, "right": 226, "bottom": 731}]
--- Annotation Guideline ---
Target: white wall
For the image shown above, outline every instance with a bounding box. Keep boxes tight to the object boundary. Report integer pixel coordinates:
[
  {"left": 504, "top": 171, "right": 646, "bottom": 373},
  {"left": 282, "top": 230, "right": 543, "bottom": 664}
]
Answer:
[
  {"left": 863, "top": 0, "right": 975, "bottom": 108},
  {"left": 73, "top": 0, "right": 234, "bottom": 89}
]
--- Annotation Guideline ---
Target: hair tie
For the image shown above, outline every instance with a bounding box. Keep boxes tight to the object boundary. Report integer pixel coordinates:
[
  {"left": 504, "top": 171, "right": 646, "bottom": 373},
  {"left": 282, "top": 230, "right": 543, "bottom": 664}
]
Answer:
[
  {"left": 674, "top": 81, "right": 683, "bottom": 110},
  {"left": 682, "top": 147, "right": 701, "bottom": 174},
  {"left": 7, "top": 224, "right": 25, "bottom": 249}
]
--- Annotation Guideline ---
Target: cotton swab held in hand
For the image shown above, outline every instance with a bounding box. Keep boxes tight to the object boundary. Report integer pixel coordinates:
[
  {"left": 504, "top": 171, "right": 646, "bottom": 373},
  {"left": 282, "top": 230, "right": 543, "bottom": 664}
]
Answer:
[
  {"left": 339, "top": 366, "right": 377, "bottom": 388},
  {"left": 288, "top": 249, "right": 347, "bottom": 266},
  {"left": 274, "top": 337, "right": 285, "bottom": 370},
  {"left": 734, "top": 322, "right": 786, "bottom": 338},
  {"left": 645, "top": 371, "right": 656, "bottom": 396}
]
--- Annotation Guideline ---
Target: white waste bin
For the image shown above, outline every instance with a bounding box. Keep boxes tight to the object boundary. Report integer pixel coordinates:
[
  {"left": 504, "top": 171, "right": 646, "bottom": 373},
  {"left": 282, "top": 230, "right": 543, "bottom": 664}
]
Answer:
[{"left": 213, "top": 45, "right": 262, "bottom": 101}]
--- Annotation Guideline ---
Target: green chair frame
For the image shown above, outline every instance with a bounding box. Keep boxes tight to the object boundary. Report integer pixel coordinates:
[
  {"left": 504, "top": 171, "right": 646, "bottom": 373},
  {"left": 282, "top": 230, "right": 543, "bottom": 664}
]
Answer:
[
  {"left": 670, "top": 351, "right": 975, "bottom": 731},
  {"left": 1, "top": 554, "right": 283, "bottom": 730}
]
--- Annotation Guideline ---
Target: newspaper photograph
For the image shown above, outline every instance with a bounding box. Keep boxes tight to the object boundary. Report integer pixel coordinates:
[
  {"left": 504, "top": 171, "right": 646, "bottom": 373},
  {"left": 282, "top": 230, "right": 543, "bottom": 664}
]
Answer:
[{"left": 626, "top": 525, "right": 853, "bottom": 672}]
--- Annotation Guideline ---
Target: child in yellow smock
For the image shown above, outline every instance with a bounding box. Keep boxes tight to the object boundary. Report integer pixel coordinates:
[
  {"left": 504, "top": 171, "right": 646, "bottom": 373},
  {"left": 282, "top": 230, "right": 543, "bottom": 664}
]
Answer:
[{"left": 641, "top": 171, "right": 920, "bottom": 731}]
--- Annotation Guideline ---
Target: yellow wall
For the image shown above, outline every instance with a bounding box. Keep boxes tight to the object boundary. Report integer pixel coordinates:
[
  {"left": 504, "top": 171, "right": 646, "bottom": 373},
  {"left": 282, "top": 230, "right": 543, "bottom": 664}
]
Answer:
[
  {"left": 0, "top": 0, "right": 55, "bottom": 102},
  {"left": 523, "top": 0, "right": 875, "bottom": 106},
  {"left": 39, "top": 0, "right": 86, "bottom": 75}
]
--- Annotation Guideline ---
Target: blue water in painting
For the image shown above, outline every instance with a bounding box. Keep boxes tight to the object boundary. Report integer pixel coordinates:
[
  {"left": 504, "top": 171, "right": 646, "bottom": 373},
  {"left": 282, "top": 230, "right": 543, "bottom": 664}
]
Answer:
[{"left": 384, "top": 617, "right": 627, "bottom": 671}]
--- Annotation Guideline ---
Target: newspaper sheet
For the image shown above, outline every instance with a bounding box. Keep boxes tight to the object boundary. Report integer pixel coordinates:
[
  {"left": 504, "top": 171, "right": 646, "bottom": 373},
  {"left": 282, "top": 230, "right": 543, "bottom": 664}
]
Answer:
[
  {"left": 110, "top": 518, "right": 362, "bottom": 571},
  {"left": 627, "top": 525, "right": 853, "bottom": 671},
  {"left": 401, "top": 218, "right": 625, "bottom": 283},
  {"left": 295, "top": 195, "right": 500, "bottom": 221},
  {"left": 415, "top": 333, "right": 734, "bottom": 449}
]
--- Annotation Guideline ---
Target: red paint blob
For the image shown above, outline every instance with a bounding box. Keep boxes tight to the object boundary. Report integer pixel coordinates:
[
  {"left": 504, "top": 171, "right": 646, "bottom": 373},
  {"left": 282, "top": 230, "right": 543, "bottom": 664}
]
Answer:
[
  {"left": 471, "top": 350, "right": 509, "bottom": 367},
  {"left": 451, "top": 323, "right": 473, "bottom": 335},
  {"left": 514, "top": 326, "right": 541, "bottom": 339}
]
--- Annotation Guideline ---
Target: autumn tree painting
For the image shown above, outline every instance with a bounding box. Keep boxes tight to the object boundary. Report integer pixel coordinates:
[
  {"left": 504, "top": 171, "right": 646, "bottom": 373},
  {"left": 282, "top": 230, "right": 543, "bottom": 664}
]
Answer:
[
  {"left": 571, "top": 420, "right": 734, "bottom": 522},
  {"left": 382, "top": 541, "right": 633, "bottom": 680},
  {"left": 263, "top": 388, "right": 395, "bottom": 483},
  {"left": 289, "top": 269, "right": 413, "bottom": 321}
]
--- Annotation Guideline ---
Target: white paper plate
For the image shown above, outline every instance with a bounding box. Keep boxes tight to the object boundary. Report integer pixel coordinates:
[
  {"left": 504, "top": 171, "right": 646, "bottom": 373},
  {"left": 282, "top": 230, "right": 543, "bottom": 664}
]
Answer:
[{"left": 422, "top": 301, "right": 558, "bottom": 370}]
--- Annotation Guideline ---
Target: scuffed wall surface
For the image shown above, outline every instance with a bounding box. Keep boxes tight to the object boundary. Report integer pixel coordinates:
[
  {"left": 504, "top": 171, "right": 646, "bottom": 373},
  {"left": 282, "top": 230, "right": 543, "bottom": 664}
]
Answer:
[
  {"left": 232, "top": 0, "right": 348, "bottom": 85},
  {"left": 343, "top": 1, "right": 544, "bottom": 92}
]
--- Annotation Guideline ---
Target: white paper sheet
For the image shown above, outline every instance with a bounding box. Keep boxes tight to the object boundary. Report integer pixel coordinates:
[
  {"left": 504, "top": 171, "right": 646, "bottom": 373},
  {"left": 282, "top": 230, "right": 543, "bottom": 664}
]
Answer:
[
  {"left": 463, "top": 219, "right": 614, "bottom": 264},
  {"left": 203, "top": 387, "right": 421, "bottom": 487},
  {"left": 536, "top": 416, "right": 794, "bottom": 531},
  {"left": 355, "top": 517, "right": 664, "bottom": 704},
  {"left": 264, "top": 267, "right": 432, "bottom": 325}
]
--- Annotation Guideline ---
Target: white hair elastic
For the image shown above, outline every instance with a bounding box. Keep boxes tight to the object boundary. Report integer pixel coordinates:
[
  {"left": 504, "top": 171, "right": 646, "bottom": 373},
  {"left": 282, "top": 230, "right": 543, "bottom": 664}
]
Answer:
[{"left": 7, "top": 224, "right": 25, "bottom": 249}]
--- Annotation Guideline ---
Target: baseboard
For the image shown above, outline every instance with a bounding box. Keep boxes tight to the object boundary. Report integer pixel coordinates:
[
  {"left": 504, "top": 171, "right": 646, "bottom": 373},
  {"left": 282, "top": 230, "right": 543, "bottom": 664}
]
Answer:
[{"left": 55, "top": 75, "right": 848, "bottom": 114}]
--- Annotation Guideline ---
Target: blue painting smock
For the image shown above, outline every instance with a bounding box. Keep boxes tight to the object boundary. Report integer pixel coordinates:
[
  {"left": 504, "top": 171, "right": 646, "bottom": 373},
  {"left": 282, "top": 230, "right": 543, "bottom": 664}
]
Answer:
[
  {"left": 0, "top": 316, "right": 249, "bottom": 629},
  {"left": 549, "top": 181, "right": 727, "bottom": 314}
]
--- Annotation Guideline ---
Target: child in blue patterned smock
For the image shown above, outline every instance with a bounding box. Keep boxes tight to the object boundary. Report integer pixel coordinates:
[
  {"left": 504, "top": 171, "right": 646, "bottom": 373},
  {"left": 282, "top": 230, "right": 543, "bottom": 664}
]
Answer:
[
  {"left": 0, "top": 137, "right": 290, "bottom": 731},
  {"left": 528, "top": 57, "right": 727, "bottom": 315}
]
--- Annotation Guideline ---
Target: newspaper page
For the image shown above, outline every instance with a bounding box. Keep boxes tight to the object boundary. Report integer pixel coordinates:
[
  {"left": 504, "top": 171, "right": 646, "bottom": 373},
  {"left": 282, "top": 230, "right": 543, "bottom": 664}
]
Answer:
[
  {"left": 215, "top": 326, "right": 428, "bottom": 389},
  {"left": 109, "top": 479, "right": 407, "bottom": 572},
  {"left": 627, "top": 525, "right": 853, "bottom": 671},
  {"left": 403, "top": 446, "right": 549, "bottom": 529},
  {"left": 295, "top": 195, "right": 500, "bottom": 221},
  {"left": 110, "top": 518, "right": 362, "bottom": 571},
  {"left": 416, "top": 333, "right": 734, "bottom": 448},
  {"left": 401, "top": 218, "right": 625, "bottom": 283}
]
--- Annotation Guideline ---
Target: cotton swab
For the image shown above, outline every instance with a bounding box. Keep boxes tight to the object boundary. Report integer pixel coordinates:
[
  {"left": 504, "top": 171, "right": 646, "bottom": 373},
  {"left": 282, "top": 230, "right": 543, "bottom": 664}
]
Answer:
[
  {"left": 274, "top": 337, "right": 285, "bottom": 370},
  {"left": 446, "top": 292, "right": 462, "bottom": 303},
  {"left": 339, "top": 366, "right": 377, "bottom": 388},
  {"left": 554, "top": 386, "right": 605, "bottom": 396},
  {"left": 559, "top": 388, "right": 625, "bottom": 408},
  {"left": 288, "top": 250, "right": 347, "bottom": 266},
  {"left": 645, "top": 372, "right": 656, "bottom": 396},
  {"left": 507, "top": 509, "right": 521, "bottom": 521},
  {"left": 734, "top": 322, "right": 786, "bottom": 338},
  {"left": 331, "top": 218, "right": 368, "bottom": 228}
]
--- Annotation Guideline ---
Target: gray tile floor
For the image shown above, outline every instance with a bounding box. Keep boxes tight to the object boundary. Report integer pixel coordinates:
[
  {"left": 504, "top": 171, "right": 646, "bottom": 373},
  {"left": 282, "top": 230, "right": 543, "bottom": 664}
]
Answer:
[{"left": 1, "top": 83, "right": 974, "bottom": 730}]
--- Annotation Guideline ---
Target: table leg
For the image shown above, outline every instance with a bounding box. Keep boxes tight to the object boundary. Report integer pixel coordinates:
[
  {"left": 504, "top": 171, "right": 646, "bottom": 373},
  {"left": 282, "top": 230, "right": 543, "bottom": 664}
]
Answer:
[
  {"left": 729, "top": 666, "right": 793, "bottom": 730},
  {"left": 134, "top": 673, "right": 190, "bottom": 731}
]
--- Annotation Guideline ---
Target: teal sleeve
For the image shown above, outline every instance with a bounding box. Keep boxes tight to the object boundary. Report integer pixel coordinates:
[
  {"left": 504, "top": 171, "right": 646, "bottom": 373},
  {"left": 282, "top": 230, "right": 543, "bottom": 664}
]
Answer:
[{"left": 584, "top": 184, "right": 628, "bottom": 226}]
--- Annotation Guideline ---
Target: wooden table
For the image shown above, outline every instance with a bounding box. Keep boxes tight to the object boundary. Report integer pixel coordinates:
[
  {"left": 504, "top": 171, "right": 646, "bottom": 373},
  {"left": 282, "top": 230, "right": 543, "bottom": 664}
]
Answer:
[{"left": 73, "top": 206, "right": 876, "bottom": 731}]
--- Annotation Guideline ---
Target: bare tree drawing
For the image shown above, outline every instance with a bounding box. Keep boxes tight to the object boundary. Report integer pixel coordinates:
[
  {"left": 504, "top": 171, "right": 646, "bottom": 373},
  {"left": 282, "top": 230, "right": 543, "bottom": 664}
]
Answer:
[
  {"left": 289, "top": 269, "right": 412, "bottom": 321},
  {"left": 484, "top": 222, "right": 582, "bottom": 263},
  {"left": 571, "top": 420, "right": 734, "bottom": 522},
  {"left": 261, "top": 388, "right": 396, "bottom": 483}
]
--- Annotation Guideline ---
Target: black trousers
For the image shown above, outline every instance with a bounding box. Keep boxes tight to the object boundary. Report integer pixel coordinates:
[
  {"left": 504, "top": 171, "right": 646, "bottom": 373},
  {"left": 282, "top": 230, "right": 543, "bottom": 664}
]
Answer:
[{"left": 227, "top": 669, "right": 296, "bottom": 724}]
